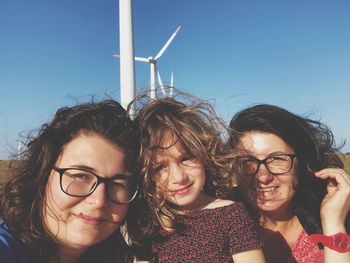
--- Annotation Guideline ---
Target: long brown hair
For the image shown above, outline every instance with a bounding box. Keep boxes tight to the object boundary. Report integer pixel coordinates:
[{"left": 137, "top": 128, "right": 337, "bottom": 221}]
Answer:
[
  {"left": 0, "top": 99, "right": 137, "bottom": 262},
  {"left": 128, "top": 94, "right": 236, "bottom": 252},
  {"left": 228, "top": 103, "right": 348, "bottom": 235}
]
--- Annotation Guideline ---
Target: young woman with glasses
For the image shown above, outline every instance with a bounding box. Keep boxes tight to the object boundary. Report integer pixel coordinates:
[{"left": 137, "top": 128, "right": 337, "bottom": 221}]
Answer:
[
  {"left": 0, "top": 100, "right": 138, "bottom": 263},
  {"left": 228, "top": 104, "right": 350, "bottom": 263}
]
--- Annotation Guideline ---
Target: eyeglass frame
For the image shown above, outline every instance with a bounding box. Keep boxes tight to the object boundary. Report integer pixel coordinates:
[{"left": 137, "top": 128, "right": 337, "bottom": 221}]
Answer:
[
  {"left": 53, "top": 167, "right": 138, "bottom": 204},
  {"left": 237, "top": 153, "right": 297, "bottom": 177}
]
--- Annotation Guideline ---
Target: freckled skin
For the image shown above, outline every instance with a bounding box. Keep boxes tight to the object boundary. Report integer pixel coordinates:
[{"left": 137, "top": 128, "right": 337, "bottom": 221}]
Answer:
[{"left": 237, "top": 132, "right": 298, "bottom": 215}]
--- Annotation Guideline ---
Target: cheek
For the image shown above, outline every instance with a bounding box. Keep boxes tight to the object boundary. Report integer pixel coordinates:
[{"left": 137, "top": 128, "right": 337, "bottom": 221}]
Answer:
[
  {"left": 44, "top": 174, "right": 81, "bottom": 221},
  {"left": 110, "top": 204, "right": 129, "bottom": 222},
  {"left": 198, "top": 168, "right": 206, "bottom": 186},
  {"left": 158, "top": 172, "right": 169, "bottom": 185},
  {"left": 283, "top": 176, "right": 298, "bottom": 191},
  {"left": 155, "top": 172, "right": 171, "bottom": 192}
]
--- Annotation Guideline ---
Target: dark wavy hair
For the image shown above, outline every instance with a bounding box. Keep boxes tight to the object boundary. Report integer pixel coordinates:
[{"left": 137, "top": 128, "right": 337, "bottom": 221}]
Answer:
[
  {"left": 0, "top": 100, "right": 138, "bottom": 262},
  {"left": 228, "top": 104, "right": 349, "bottom": 235},
  {"left": 127, "top": 95, "right": 235, "bottom": 259}
]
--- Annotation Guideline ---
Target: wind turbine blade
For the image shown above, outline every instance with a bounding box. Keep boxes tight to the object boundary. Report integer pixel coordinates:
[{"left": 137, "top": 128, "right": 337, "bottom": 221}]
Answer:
[
  {"left": 150, "top": 63, "right": 156, "bottom": 99},
  {"left": 113, "top": 54, "right": 120, "bottom": 58},
  {"left": 135, "top": 56, "right": 149, "bottom": 62},
  {"left": 154, "top": 26, "right": 181, "bottom": 60},
  {"left": 170, "top": 71, "right": 174, "bottom": 87},
  {"left": 156, "top": 69, "right": 166, "bottom": 96}
]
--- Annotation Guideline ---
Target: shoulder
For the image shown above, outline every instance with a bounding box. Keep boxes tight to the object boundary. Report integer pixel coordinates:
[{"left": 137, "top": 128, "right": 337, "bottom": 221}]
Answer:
[
  {"left": 201, "top": 200, "right": 251, "bottom": 221},
  {"left": 0, "top": 222, "right": 14, "bottom": 245},
  {"left": 205, "top": 198, "right": 234, "bottom": 209},
  {"left": 207, "top": 199, "right": 248, "bottom": 212},
  {"left": 0, "top": 222, "right": 29, "bottom": 263}
]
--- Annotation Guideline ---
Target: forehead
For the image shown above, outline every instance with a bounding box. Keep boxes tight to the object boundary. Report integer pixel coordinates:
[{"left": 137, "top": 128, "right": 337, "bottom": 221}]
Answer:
[
  {"left": 153, "top": 134, "right": 186, "bottom": 159},
  {"left": 57, "top": 133, "right": 128, "bottom": 175},
  {"left": 238, "top": 131, "right": 294, "bottom": 156}
]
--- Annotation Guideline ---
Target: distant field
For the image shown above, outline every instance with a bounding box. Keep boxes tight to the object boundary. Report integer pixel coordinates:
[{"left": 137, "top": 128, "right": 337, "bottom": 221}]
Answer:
[
  {"left": 341, "top": 154, "right": 350, "bottom": 174},
  {"left": 1, "top": 154, "right": 350, "bottom": 183},
  {"left": 0, "top": 160, "right": 11, "bottom": 184}
]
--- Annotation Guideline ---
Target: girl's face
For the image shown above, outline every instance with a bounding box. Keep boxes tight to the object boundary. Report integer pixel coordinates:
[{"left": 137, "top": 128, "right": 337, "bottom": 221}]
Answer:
[
  {"left": 44, "top": 133, "right": 129, "bottom": 253},
  {"left": 236, "top": 132, "right": 298, "bottom": 216},
  {"left": 152, "top": 135, "right": 207, "bottom": 210}
]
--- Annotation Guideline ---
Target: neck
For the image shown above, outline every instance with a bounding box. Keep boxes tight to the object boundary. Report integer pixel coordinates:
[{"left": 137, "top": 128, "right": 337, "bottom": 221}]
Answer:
[
  {"left": 178, "top": 192, "right": 215, "bottom": 211},
  {"left": 56, "top": 245, "right": 87, "bottom": 263},
  {"left": 259, "top": 210, "right": 303, "bottom": 248},
  {"left": 259, "top": 209, "right": 296, "bottom": 231}
]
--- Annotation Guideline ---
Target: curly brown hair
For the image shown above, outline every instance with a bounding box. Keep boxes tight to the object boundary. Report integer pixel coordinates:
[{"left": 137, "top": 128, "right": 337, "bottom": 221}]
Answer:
[
  {"left": 128, "top": 94, "right": 236, "bottom": 254},
  {"left": 0, "top": 99, "right": 138, "bottom": 262}
]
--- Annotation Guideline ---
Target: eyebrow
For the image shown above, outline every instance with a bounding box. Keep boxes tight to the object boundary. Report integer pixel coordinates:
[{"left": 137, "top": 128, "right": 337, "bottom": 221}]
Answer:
[
  {"left": 71, "top": 164, "right": 96, "bottom": 172},
  {"left": 68, "top": 164, "right": 130, "bottom": 179},
  {"left": 110, "top": 174, "right": 129, "bottom": 180},
  {"left": 239, "top": 151, "right": 294, "bottom": 157}
]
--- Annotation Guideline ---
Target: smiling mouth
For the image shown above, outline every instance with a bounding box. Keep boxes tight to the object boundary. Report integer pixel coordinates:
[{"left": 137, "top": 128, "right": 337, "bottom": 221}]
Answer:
[
  {"left": 74, "top": 213, "right": 104, "bottom": 225},
  {"left": 172, "top": 183, "right": 193, "bottom": 195},
  {"left": 255, "top": 186, "right": 278, "bottom": 193}
]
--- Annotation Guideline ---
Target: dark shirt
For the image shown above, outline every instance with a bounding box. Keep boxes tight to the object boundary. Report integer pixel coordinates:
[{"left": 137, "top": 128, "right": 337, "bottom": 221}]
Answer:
[
  {"left": 151, "top": 202, "right": 263, "bottom": 262},
  {"left": 0, "top": 222, "right": 29, "bottom": 263}
]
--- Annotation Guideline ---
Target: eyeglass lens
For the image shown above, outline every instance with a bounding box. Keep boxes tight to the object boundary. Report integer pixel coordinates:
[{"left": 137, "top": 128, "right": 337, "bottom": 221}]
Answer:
[
  {"left": 59, "top": 168, "right": 136, "bottom": 203},
  {"left": 239, "top": 154, "right": 295, "bottom": 176}
]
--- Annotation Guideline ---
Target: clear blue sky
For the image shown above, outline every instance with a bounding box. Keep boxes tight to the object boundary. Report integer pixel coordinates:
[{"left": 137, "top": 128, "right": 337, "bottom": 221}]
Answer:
[{"left": 1, "top": 0, "right": 350, "bottom": 159}]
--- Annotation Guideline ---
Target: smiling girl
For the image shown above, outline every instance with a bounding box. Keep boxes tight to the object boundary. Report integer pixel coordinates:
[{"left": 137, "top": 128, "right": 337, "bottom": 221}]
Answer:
[{"left": 129, "top": 96, "right": 265, "bottom": 262}]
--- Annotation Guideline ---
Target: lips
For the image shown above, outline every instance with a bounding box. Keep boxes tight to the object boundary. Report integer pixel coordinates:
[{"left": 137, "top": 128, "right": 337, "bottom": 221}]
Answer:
[
  {"left": 171, "top": 183, "right": 194, "bottom": 195},
  {"left": 255, "top": 186, "right": 278, "bottom": 193},
  {"left": 74, "top": 213, "right": 104, "bottom": 225}
]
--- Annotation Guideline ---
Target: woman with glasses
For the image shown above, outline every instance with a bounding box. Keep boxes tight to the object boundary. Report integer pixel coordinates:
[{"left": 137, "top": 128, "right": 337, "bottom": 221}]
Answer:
[
  {"left": 228, "top": 104, "right": 350, "bottom": 263},
  {"left": 0, "top": 100, "right": 138, "bottom": 263}
]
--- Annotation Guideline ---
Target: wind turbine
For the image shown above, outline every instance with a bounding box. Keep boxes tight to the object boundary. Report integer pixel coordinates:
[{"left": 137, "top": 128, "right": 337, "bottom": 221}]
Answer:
[
  {"left": 17, "top": 139, "right": 22, "bottom": 155},
  {"left": 119, "top": 0, "right": 136, "bottom": 110},
  {"left": 158, "top": 70, "right": 175, "bottom": 97},
  {"left": 170, "top": 71, "right": 174, "bottom": 96},
  {"left": 115, "top": 26, "right": 181, "bottom": 99}
]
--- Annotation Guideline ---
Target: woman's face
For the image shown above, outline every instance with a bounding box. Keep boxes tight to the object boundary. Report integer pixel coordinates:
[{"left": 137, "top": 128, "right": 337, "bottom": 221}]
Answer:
[
  {"left": 236, "top": 131, "right": 298, "bottom": 216},
  {"left": 44, "top": 133, "right": 129, "bottom": 253}
]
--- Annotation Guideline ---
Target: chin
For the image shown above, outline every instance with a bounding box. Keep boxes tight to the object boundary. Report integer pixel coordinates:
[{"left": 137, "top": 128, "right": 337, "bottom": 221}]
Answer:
[{"left": 255, "top": 199, "right": 289, "bottom": 213}]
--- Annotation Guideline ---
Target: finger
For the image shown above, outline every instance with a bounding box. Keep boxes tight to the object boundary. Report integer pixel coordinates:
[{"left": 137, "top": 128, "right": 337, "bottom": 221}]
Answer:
[{"left": 315, "top": 168, "right": 350, "bottom": 185}]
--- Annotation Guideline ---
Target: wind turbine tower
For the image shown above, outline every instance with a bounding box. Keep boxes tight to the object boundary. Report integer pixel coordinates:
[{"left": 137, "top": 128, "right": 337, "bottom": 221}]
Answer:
[{"left": 119, "top": 0, "right": 136, "bottom": 110}]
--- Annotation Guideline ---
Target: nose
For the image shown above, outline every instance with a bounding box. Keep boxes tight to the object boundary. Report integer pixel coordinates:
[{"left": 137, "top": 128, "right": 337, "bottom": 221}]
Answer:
[
  {"left": 169, "top": 164, "right": 188, "bottom": 184},
  {"left": 85, "top": 182, "right": 107, "bottom": 207},
  {"left": 255, "top": 163, "right": 273, "bottom": 184}
]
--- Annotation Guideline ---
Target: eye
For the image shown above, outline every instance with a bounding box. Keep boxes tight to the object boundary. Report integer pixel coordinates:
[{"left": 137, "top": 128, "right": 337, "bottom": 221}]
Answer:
[
  {"left": 238, "top": 156, "right": 255, "bottom": 164},
  {"left": 153, "top": 164, "right": 166, "bottom": 173},
  {"left": 181, "top": 155, "right": 198, "bottom": 165},
  {"left": 268, "top": 155, "right": 290, "bottom": 162},
  {"left": 237, "top": 157, "right": 257, "bottom": 169},
  {"left": 181, "top": 155, "right": 191, "bottom": 162},
  {"left": 67, "top": 171, "right": 94, "bottom": 181},
  {"left": 110, "top": 180, "right": 128, "bottom": 189},
  {"left": 242, "top": 159, "right": 256, "bottom": 165}
]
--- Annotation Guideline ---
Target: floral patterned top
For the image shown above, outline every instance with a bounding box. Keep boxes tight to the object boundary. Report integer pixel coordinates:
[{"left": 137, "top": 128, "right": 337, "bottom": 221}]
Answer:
[
  {"left": 151, "top": 202, "right": 263, "bottom": 262},
  {"left": 288, "top": 229, "right": 324, "bottom": 263}
]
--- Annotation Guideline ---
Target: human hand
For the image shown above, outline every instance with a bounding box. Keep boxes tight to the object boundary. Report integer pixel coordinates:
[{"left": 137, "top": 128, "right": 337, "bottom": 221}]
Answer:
[{"left": 314, "top": 168, "right": 350, "bottom": 234}]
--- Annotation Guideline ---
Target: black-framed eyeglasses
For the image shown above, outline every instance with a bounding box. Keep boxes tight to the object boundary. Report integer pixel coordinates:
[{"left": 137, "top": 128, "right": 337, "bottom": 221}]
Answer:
[
  {"left": 53, "top": 167, "right": 138, "bottom": 204},
  {"left": 237, "top": 153, "right": 296, "bottom": 177}
]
